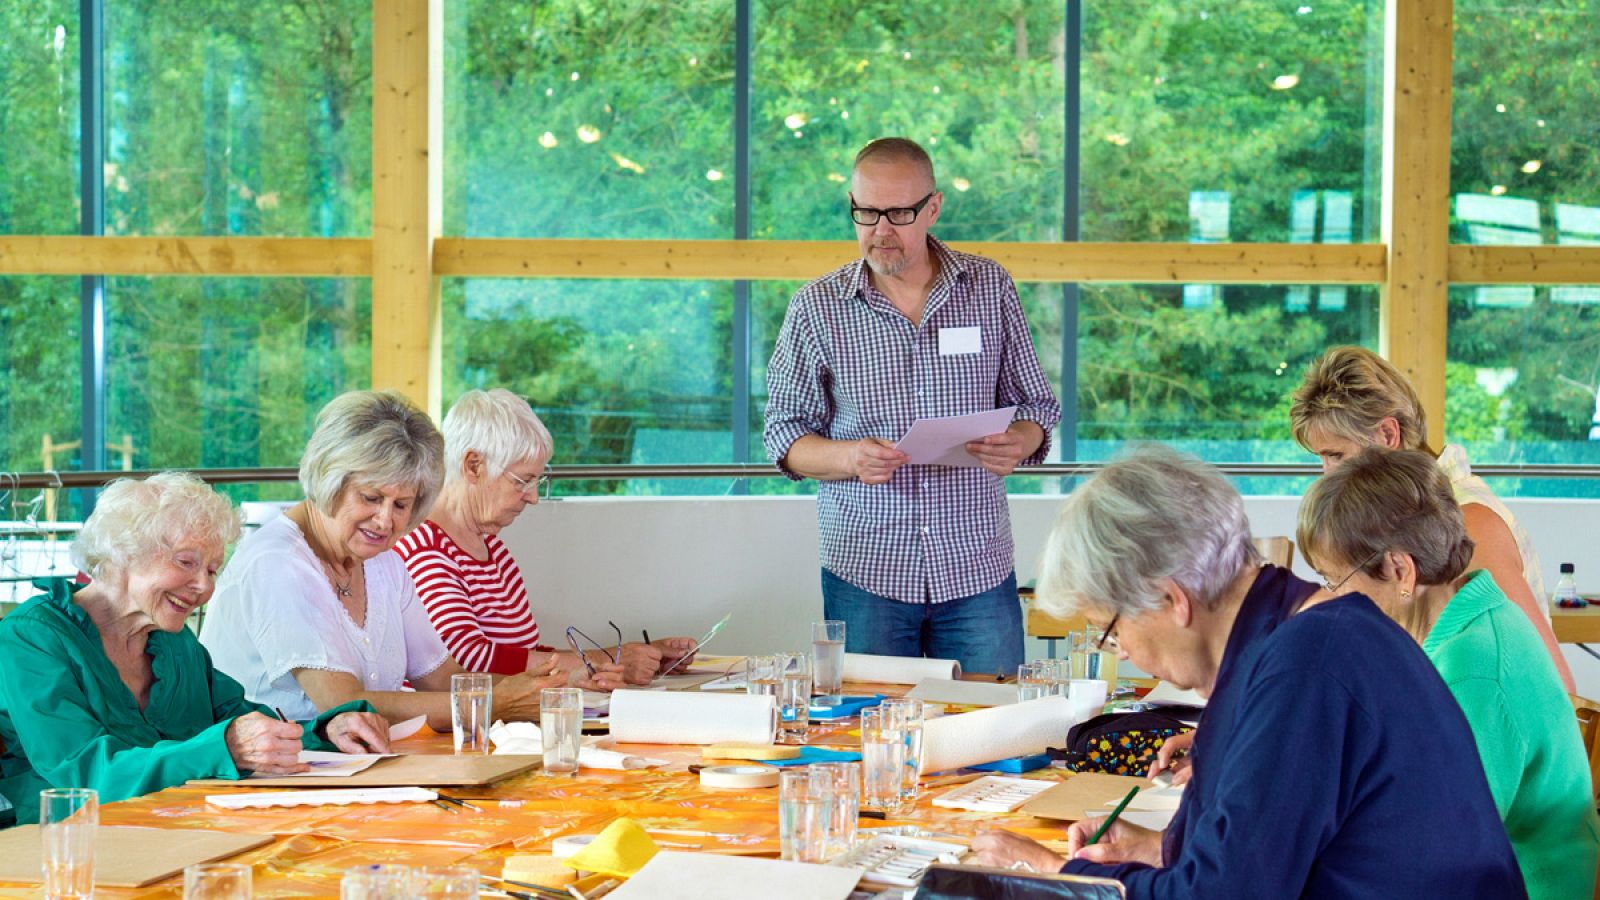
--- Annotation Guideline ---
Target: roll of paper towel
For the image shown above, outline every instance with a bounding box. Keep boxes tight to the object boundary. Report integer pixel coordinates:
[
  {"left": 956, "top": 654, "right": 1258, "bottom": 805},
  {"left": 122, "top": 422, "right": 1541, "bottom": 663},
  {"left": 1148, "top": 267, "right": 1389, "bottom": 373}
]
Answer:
[
  {"left": 920, "top": 695, "right": 1074, "bottom": 773},
  {"left": 842, "top": 653, "right": 962, "bottom": 685},
  {"left": 607, "top": 690, "right": 777, "bottom": 745}
]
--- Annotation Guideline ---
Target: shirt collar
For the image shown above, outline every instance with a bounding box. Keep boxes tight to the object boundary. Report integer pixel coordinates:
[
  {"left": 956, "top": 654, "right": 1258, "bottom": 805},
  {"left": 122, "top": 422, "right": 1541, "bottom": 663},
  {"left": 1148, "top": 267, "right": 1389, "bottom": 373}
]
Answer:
[
  {"left": 847, "top": 235, "right": 965, "bottom": 301},
  {"left": 1435, "top": 443, "right": 1472, "bottom": 480}
]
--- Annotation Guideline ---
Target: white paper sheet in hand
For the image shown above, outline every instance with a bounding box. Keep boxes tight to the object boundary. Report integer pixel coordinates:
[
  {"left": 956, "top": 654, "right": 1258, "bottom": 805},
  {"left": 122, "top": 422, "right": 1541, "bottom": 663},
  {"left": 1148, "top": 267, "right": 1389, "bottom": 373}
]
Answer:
[
  {"left": 388, "top": 715, "right": 427, "bottom": 741},
  {"left": 919, "top": 695, "right": 1073, "bottom": 773},
  {"left": 247, "top": 750, "right": 389, "bottom": 779},
  {"left": 893, "top": 406, "right": 1018, "bottom": 467},
  {"left": 605, "top": 851, "right": 862, "bottom": 900}
]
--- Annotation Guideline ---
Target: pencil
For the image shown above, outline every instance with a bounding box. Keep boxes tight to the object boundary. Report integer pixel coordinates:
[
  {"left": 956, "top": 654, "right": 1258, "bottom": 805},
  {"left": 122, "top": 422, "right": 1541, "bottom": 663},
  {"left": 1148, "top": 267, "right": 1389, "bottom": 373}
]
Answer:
[
  {"left": 272, "top": 707, "right": 289, "bottom": 722},
  {"left": 1087, "top": 786, "right": 1140, "bottom": 846},
  {"left": 436, "top": 793, "right": 481, "bottom": 812},
  {"left": 430, "top": 798, "right": 459, "bottom": 814}
]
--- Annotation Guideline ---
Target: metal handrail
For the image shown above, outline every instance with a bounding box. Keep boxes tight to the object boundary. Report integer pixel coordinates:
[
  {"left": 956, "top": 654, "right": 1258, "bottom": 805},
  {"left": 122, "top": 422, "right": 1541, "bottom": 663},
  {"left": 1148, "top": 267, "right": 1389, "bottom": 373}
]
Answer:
[{"left": 6, "top": 460, "right": 1600, "bottom": 491}]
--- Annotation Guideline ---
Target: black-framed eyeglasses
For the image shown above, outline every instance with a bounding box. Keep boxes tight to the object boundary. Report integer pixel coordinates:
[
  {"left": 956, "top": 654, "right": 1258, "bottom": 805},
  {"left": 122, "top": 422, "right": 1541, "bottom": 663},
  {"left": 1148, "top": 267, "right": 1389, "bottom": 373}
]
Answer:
[
  {"left": 1096, "top": 614, "right": 1121, "bottom": 652},
  {"left": 849, "top": 191, "right": 935, "bottom": 226},
  {"left": 1323, "top": 547, "right": 1385, "bottom": 594},
  {"left": 565, "top": 621, "right": 622, "bottom": 676},
  {"left": 504, "top": 469, "right": 550, "bottom": 500}
]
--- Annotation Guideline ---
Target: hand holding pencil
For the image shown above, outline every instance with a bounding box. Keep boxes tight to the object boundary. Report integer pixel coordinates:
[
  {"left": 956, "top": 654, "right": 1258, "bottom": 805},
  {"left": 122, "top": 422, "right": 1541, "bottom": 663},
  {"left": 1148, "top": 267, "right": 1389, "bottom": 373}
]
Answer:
[{"left": 1063, "top": 790, "right": 1163, "bottom": 866}]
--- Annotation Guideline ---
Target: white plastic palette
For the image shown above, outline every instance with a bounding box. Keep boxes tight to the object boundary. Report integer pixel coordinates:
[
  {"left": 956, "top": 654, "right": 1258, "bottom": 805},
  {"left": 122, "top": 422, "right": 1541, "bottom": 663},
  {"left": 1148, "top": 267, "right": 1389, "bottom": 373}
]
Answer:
[
  {"left": 929, "top": 775, "right": 1055, "bottom": 812},
  {"left": 831, "top": 835, "right": 967, "bottom": 887},
  {"left": 205, "top": 787, "right": 437, "bottom": 809}
]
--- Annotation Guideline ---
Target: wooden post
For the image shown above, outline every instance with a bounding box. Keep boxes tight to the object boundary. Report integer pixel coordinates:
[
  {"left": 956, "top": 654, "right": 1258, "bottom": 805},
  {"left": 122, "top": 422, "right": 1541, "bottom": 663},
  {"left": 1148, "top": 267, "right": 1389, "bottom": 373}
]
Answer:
[
  {"left": 371, "top": 0, "right": 444, "bottom": 417},
  {"left": 39, "top": 434, "right": 80, "bottom": 523},
  {"left": 108, "top": 433, "right": 134, "bottom": 471},
  {"left": 1381, "top": 0, "right": 1453, "bottom": 451}
]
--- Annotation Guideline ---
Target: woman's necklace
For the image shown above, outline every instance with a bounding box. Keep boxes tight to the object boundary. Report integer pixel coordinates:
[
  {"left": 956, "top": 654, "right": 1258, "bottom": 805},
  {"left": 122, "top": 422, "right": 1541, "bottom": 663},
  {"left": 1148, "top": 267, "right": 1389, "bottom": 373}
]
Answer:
[{"left": 326, "top": 563, "right": 354, "bottom": 598}]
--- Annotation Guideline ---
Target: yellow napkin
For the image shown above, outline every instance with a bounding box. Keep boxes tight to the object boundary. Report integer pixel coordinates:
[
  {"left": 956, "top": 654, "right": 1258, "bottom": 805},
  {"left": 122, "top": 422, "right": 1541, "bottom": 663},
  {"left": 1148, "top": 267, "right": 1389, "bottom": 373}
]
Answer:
[{"left": 562, "top": 818, "right": 659, "bottom": 878}]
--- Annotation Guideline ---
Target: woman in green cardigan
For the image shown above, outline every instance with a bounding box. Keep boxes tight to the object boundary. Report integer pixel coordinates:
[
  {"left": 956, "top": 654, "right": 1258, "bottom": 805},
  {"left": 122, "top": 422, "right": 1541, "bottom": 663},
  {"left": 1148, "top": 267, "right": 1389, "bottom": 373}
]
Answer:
[
  {"left": 1299, "top": 447, "right": 1599, "bottom": 900},
  {"left": 0, "top": 473, "right": 390, "bottom": 826}
]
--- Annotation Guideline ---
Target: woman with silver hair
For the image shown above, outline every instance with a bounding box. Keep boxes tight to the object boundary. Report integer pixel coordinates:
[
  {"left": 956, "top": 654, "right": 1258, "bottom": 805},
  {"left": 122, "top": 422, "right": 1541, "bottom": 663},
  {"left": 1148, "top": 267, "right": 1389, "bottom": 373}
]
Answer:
[
  {"left": 972, "top": 445, "right": 1524, "bottom": 897},
  {"left": 202, "top": 391, "right": 621, "bottom": 732},
  {"left": 0, "top": 473, "right": 388, "bottom": 826},
  {"left": 394, "top": 389, "right": 695, "bottom": 684},
  {"left": 1298, "top": 447, "right": 1597, "bottom": 900}
]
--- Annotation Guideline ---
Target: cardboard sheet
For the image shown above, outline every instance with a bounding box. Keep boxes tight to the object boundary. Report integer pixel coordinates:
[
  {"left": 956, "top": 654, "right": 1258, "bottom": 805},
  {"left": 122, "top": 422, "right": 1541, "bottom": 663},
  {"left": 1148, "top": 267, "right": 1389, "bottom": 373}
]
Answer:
[
  {"left": 0, "top": 825, "right": 271, "bottom": 887},
  {"left": 605, "top": 851, "right": 862, "bottom": 900},
  {"left": 1019, "top": 772, "right": 1150, "bottom": 823},
  {"left": 188, "top": 752, "right": 541, "bottom": 788}
]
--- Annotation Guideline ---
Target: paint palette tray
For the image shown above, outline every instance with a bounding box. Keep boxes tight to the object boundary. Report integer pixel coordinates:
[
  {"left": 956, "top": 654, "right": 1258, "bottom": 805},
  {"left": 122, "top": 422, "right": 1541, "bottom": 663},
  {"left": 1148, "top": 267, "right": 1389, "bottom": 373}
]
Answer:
[
  {"left": 929, "top": 775, "right": 1056, "bottom": 812},
  {"left": 832, "top": 835, "right": 967, "bottom": 888}
]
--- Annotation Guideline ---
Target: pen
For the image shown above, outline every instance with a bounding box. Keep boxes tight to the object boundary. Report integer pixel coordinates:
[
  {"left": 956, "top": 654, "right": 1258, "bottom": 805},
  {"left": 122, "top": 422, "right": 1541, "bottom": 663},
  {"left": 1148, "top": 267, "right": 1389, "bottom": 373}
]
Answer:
[
  {"left": 430, "top": 798, "right": 459, "bottom": 814},
  {"left": 642, "top": 629, "right": 652, "bottom": 645},
  {"left": 859, "top": 809, "right": 887, "bottom": 820},
  {"left": 1088, "top": 786, "right": 1141, "bottom": 846},
  {"left": 272, "top": 707, "right": 289, "bottom": 722}
]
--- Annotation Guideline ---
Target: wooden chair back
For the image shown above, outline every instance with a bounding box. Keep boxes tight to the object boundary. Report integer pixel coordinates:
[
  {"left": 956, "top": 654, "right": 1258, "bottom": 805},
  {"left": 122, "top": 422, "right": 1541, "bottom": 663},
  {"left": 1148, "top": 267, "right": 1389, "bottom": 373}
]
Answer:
[
  {"left": 1570, "top": 694, "right": 1600, "bottom": 807},
  {"left": 1252, "top": 536, "right": 1295, "bottom": 569}
]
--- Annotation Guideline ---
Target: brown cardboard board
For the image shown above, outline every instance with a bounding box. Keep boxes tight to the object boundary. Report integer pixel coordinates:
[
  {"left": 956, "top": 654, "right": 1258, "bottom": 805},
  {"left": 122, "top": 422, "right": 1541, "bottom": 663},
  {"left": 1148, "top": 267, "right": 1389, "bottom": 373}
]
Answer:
[
  {"left": 1018, "top": 772, "right": 1149, "bottom": 822},
  {"left": 187, "top": 753, "right": 541, "bottom": 788},
  {"left": 0, "top": 825, "right": 272, "bottom": 887}
]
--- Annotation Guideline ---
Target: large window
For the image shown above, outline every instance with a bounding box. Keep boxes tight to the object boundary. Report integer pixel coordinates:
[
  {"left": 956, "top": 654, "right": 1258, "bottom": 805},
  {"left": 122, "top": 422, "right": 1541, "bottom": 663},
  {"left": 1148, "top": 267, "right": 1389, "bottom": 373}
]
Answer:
[
  {"left": 0, "top": 2, "right": 78, "bottom": 235},
  {"left": 1448, "top": 0, "right": 1600, "bottom": 492}
]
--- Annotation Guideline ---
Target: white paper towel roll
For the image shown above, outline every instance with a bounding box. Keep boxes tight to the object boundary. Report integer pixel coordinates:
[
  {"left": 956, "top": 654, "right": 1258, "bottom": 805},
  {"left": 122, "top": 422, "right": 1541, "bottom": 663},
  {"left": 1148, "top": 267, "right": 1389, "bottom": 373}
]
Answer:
[
  {"left": 607, "top": 690, "right": 777, "bottom": 745},
  {"left": 841, "top": 653, "right": 962, "bottom": 685},
  {"left": 920, "top": 695, "right": 1074, "bottom": 773}
]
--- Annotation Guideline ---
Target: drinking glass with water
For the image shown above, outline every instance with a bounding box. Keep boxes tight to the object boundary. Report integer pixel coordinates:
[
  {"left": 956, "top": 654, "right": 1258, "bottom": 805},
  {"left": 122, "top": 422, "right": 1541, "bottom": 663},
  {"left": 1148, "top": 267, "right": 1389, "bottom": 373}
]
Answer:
[
  {"left": 859, "top": 706, "right": 906, "bottom": 812},
  {"left": 1016, "top": 661, "right": 1053, "bottom": 702},
  {"left": 450, "top": 673, "right": 492, "bottom": 755},
  {"left": 40, "top": 787, "right": 96, "bottom": 900},
  {"left": 809, "top": 761, "right": 860, "bottom": 858},
  {"left": 811, "top": 620, "right": 846, "bottom": 700},
  {"left": 540, "top": 687, "right": 582, "bottom": 776},
  {"left": 776, "top": 651, "right": 812, "bottom": 744},
  {"left": 881, "top": 698, "right": 924, "bottom": 813},
  {"left": 745, "top": 655, "right": 779, "bottom": 697}
]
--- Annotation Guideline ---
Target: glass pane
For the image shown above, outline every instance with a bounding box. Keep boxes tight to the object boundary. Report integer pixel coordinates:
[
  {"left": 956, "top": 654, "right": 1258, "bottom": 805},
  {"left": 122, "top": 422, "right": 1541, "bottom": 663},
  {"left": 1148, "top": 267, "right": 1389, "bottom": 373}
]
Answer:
[
  {"left": 1452, "top": 1, "right": 1600, "bottom": 243},
  {"left": 0, "top": 3, "right": 78, "bottom": 233},
  {"left": 750, "top": 278, "right": 1065, "bottom": 496},
  {"left": 444, "top": 1, "right": 734, "bottom": 238},
  {"left": 105, "top": 2, "right": 371, "bottom": 236},
  {"left": 0, "top": 277, "right": 83, "bottom": 472},
  {"left": 104, "top": 277, "right": 370, "bottom": 500},
  {"left": 1446, "top": 285, "right": 1600, "bottom": 498},
  {"left": 1081, "top": 1, "right": 1383, "bottom": 243},
  {"left": 1079, "top": 282, "right": 1379, "bottom": 494},
  {"left": 441, "top": 278, "right": 734, "bottom": 494},
  {"left": 752, "top": 1, "right": 1066, "bottom": 242}
]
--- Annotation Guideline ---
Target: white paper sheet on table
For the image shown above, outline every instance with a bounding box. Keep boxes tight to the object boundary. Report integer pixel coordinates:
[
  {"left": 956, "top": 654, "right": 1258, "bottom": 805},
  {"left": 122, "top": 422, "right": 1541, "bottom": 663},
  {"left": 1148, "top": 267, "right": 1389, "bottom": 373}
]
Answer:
[
  {"left": 1144, "top": 681, "right": 1206, "bottom": 707},
  {"left": 206, "top": 787, "right": 436, "bottom": 809},
  {"left": 842, "top": 653, "right": 961, "bottom": 685},
  {"left": 488, "top": 720, "right": 668, "bottom": 769},
  {"left": 906, "top": 678, "right": 1017, "bottom": 707},
  {"left": 893, "top": 406, "right": 1017, "bottom": 467},
  {"left": 1118, "top": 809, "right": 1180, "bottom": 831},
  {"left": 246, "top": 750, "right": 390, "bottom": 779},
  {"left": 388, "top": 715, "right": 427, "bottom": 741},
  {"left": 1112, "top": 784, "right": 1185, "bottom": 812},
  {"left": 608, "top": 690, "right": 777, "bottom": 745},
  {"left": 605, "top": 851, "right": 862, "bottom": 900}
]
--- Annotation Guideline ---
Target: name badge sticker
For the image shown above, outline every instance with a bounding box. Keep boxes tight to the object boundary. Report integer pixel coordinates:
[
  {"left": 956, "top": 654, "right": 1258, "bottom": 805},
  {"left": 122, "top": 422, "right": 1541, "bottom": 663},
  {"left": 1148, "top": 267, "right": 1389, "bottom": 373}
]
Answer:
[{"left": 939, "top": 326, "right": 982, "bottom": 356}]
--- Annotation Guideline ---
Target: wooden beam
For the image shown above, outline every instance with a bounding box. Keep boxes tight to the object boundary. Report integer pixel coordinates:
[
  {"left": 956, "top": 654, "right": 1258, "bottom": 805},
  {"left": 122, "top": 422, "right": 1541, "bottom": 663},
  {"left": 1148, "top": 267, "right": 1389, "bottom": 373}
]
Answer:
[
  {"left": 1380, "top": 0, "right": 1453, "bottom": 451},
  {"left": 1449, "top": 245, "right": 1600, "bottom": 285},
  {"left": 0, "top": 236, "right": 370, "bottom": 276},
  {"left": 432, "top": 238, "right": 1387, "bottom": 285},
  {"left": 371, "top": 0, "right": 442, "bottom": 414}
]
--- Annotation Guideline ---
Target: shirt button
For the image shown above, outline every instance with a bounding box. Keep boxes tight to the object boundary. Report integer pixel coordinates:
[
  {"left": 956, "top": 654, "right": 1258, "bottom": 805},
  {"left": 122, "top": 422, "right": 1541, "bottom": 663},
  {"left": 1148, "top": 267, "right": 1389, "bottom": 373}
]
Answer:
[{"left": 922, "top": 526, "right": 931, "bottom": 535}]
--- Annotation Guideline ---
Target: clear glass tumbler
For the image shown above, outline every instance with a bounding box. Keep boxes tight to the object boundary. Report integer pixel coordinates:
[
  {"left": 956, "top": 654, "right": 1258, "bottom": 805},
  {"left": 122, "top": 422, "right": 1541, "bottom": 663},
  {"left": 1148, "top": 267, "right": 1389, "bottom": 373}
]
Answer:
[
  {"left": 882, "top": 698, "right": 925, "bottom": 812},
  {"left": 778, "top": 767, "right": 830, "bottom": 863},
  {"left": 183, "top": 863, "right": 251, "bottom": 900},
  {"left": 450, "top": 673, "right": 493, "bottom": 755},
  {"left": 540, "top": 687, "right": 583, "bottom": 776},
  {"left": 1017, "top": 661, "right": 1052, "bottom": 702},
  {"left": 340, "top": 865, "right": 416, "bottom": 900},
  {"left": 810, "top": 620, "right": 846, "bottom": 699},
  {"left": 859, "top": 706, "right": 906, "bottom": 812},
  {"left": 39, "top": 787, "right": 97, "bottom": 900},
  {"left": 415, "top": 866, "right": 479, "bottom": 899},
  {"left": 776, "top": 651, "right": 812, "bottom": 744},
  {"left": 810, "top": 761, "right": 861, "bottom": 858},
  {"left": 745, "top": 655, "right": 779, "bottom": 697}
]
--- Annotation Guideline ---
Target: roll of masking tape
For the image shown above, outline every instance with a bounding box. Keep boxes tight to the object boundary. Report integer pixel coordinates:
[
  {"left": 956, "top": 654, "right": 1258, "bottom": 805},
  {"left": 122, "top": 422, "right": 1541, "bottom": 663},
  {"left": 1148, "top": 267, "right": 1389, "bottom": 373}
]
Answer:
[
  {"left": 551, "top": 834, "right": 598, "bottom": 859},
  {"left": 699, "top": 765, "right": 781, "bottom": 789}
]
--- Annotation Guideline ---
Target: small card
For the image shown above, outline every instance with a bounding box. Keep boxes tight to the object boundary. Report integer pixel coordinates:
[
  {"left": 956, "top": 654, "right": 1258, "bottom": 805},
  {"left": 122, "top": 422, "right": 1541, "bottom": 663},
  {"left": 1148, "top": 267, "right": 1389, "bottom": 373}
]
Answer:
[{"left": 938, "top": 326, "right": 982, "bottom": 355}]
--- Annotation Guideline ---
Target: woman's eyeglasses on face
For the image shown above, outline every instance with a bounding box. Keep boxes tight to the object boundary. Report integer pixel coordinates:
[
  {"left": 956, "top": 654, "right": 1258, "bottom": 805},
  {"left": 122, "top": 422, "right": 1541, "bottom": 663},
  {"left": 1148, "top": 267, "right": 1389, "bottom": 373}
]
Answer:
[
  {"left": 503, "top": 469, "right": 550, "bottom": 500},
  {"left": 1323, "top": 547, "right": 1386, "bottom": 594},
  {"left": 1096, "top": 613, "right": 1121, "bottom": 652}
]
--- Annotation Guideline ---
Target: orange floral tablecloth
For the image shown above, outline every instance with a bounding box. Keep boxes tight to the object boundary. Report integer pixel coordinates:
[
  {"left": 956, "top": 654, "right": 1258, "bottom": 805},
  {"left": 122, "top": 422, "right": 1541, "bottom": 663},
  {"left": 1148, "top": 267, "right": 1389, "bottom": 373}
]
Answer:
[{"left": 0, "top": 682, "right": 1087, "bottom": 898}]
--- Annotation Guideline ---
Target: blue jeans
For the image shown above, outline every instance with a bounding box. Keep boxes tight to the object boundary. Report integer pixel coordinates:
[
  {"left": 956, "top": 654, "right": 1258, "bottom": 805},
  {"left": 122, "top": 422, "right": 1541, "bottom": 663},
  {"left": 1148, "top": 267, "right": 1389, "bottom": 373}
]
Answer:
[{"left": 821, "top": 569, "right": 1024, "bottom": 679}]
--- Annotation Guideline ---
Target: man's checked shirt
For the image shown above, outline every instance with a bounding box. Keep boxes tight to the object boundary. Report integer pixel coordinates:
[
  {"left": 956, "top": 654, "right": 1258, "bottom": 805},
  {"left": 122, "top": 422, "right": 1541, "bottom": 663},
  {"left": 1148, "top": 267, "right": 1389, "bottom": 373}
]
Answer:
[{"left": 763, "top": 237, "right": 1061, "bottom": 604}]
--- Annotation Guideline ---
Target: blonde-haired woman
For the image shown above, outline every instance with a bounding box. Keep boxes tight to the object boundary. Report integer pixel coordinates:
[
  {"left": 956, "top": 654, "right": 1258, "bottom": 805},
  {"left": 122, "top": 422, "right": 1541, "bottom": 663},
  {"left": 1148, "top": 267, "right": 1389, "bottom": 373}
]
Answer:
[
  {"left": 0, "top": 473, "right": 388, "bottom": 825},
  {"left": 201, "top": 391, "right": 621, "bottom": 732},
  {"left": 1299, "top": 447, "right": 1597, "bottom": 900},
  {"left": 1289, "top": 345, "right": 1571, "bottom": 691}
]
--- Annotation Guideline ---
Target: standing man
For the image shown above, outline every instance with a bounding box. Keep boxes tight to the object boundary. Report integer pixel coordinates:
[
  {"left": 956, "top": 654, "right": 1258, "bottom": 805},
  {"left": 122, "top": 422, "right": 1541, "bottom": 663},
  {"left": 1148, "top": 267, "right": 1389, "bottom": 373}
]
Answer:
[{"left": 763, "top": 137, "right": 1060, "bottom": 675}]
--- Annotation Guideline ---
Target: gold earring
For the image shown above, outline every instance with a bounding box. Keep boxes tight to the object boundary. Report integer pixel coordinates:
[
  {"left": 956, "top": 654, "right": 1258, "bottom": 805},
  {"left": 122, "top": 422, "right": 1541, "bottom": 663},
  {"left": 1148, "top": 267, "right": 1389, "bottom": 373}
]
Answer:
[{"left": 1398, "top": 589, "right": 1412, "bottom": 599}]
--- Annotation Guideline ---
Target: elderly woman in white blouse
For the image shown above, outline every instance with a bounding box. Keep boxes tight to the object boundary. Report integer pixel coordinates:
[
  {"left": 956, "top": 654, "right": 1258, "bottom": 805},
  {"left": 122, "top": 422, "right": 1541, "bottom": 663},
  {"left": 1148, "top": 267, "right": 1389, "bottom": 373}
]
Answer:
[{"left": 201, "top": 391, "right": 623, "bottom": 730}]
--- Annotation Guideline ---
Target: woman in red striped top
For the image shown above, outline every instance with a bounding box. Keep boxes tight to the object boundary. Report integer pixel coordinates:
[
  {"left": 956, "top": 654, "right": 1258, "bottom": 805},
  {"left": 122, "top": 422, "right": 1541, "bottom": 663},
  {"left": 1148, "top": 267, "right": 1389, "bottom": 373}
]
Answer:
[{"left": 394, "top": 389, "right": 695, "bottom": 684}]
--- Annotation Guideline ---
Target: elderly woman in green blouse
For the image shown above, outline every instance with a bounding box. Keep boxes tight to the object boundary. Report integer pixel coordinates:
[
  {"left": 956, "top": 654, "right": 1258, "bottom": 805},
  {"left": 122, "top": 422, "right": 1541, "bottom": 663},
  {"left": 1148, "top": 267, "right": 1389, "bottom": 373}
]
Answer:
[
  {"left": 1299, "top": 447, "right": 1599, "bottom": 900},
  {"left": 0, "top": 473, "right": 389, "bottom": 826}
]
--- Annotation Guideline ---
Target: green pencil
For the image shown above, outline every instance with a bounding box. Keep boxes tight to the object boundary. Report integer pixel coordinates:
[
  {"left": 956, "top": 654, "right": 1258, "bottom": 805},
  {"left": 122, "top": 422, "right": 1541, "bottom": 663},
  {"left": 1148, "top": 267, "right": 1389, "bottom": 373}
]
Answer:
[{"left": 1087, "top": 786, "right": 1141, "bottom": 846}]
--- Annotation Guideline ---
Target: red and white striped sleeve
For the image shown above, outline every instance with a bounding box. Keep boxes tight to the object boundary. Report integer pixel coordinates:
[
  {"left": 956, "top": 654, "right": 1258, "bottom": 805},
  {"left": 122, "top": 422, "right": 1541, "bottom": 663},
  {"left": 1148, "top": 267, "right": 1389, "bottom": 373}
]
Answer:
[{"left": 394, "top": 524, "right": 532, "bottom": 675}]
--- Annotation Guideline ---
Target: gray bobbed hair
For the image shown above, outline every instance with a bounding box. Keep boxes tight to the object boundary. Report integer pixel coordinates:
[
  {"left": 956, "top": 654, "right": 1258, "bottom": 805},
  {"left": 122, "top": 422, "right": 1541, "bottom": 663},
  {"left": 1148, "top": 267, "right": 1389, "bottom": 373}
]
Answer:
[
  {"left": 298, "top": 390, "right": 444, "bottom": 525},
  {"left": 1036, "top": 444, "right": 1260, "bottom": 618},
  {"left": 441, "top": 389, "right": 554, "bottom": 486}
]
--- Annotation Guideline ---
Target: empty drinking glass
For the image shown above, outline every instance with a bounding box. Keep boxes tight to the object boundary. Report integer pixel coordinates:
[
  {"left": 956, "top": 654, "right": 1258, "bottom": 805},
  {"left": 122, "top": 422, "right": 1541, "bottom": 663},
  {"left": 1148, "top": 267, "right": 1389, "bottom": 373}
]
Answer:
[
  {"left": 416, "top": 867, "right": 479, "bottom": 899},
  {"left": 450, "top": 673, "right": 493, "bottom": 755},
  {"left": 39, "top": 787, "right": 96, "bottom": 900},
  {"left": 184, "top": 863, "right": 252, "bottom": 900},
  {"left": 778, "top": 767, "right": 830, "bottom": 863},
  {"left": 341, "top": 865, "right": 416, "bottom": 900}
]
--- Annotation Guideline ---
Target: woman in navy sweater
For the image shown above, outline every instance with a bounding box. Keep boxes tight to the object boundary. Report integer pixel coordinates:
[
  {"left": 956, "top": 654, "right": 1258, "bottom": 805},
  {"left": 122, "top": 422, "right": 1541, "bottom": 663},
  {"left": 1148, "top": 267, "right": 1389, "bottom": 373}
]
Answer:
[{"left": 973, "top": 445, "right": 1524, "bottom": 899}]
